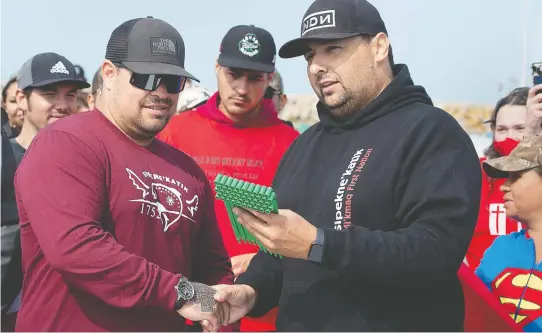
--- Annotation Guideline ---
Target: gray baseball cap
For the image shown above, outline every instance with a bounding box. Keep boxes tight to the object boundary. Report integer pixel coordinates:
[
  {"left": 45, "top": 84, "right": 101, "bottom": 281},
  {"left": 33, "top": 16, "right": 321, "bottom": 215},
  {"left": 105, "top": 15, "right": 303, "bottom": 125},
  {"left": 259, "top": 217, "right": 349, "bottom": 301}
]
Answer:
[
  {"left": 105, "top": 16, "right": 198, "bottom": 81},
  {"left": 18, "top": 52, "right": 90, "bottom": 91}
]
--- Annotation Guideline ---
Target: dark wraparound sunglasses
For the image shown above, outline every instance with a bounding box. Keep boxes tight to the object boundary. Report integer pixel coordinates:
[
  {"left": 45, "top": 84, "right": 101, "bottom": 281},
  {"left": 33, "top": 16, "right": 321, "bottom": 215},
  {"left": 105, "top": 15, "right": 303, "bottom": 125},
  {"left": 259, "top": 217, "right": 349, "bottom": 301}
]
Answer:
[
  {"left": 116, "top": 63, "right": 188, "bottom": 94},
  {"left": 264, "top": 86, "right": 282, "bottom": 99}
]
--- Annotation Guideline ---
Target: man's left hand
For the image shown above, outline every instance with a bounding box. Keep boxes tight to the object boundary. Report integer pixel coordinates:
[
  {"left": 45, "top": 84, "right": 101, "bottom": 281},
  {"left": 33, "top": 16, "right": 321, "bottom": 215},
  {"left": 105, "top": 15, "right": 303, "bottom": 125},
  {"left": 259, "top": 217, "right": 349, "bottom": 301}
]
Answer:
[{"left": 233, "top": 208, "right": 317, "bottom": 259}]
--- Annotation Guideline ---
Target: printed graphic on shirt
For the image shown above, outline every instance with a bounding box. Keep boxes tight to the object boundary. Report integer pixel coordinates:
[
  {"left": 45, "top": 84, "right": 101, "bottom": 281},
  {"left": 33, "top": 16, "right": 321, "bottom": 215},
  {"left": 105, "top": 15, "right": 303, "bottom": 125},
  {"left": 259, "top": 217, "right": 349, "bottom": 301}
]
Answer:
[
  {"left": 333, "top": 149, "right": 373, "bottom": 230},
  {"left": 488, "top": 203, "right": 522, "bottom": 236},
  {"left": 191, "top": 155, "right": 265, "bottom": 181},
  {"left": 492, "top": 268, "right": 542, "bottom": 328},
  {"left": 126, "top": 168, "right": 199, "bottom": 232}
]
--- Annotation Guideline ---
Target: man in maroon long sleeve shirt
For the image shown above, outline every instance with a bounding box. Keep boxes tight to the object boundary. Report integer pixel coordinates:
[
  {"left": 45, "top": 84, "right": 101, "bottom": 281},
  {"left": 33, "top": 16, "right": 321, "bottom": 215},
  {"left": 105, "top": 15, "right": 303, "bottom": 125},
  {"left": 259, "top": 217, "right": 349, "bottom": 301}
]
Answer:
[{"left": 14, "top": 17, "right": 233, "bottom": 332}]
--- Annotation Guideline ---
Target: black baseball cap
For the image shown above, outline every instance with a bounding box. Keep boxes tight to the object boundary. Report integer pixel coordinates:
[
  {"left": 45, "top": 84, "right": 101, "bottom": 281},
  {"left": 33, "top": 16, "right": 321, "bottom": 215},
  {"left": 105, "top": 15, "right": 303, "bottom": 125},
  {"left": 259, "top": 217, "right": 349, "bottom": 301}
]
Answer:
[
  {"left": 279, "top": 0, "right": 388, "bottom": 58},
  {"left": 218, "top": 25, "right": 276, "bottom": 73},
  {"left": 105, "top": 16, "right": 198, "bottom": 81},
  {"left": 18, "top": 53, "right": 90, "bottom": 91}
]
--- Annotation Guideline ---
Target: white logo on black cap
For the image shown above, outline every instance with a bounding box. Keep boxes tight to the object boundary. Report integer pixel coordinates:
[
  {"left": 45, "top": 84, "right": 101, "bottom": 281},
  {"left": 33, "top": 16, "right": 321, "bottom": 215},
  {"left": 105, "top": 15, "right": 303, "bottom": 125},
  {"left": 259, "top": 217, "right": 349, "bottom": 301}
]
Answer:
[
  {"left": 238, "top": 33, "right": 261, "bottom": 57},
  {"left": 302, "top": 10, "right": 336, "bottom": 35},
  {"left": 151, "top": 38, "right": 177, "bottom": 57},
  {"left": 50, "top": 61, "right": 69, "bottom": 75}
]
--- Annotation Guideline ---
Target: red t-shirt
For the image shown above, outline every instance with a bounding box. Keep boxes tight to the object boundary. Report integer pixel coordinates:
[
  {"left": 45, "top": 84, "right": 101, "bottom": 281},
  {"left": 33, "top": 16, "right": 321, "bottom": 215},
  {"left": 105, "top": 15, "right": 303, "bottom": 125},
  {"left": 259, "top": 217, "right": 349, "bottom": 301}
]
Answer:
[
  {"left": 465, "top": 157, "right": 523, "bottom": 270},
  {"left": 14, "top": 110, "right": 233, "bottom": 332},
  {"left": 158, "top": 93, "right": 299, "bottom": 331}
]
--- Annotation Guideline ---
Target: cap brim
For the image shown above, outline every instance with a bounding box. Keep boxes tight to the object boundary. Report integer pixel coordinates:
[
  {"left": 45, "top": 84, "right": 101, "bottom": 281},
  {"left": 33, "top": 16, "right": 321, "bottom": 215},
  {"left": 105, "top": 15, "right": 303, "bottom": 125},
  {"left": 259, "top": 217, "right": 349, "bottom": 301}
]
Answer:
[
  {"left": 482, "top": 156, "right": 531, "bottom": 179},
  {"left": 278, "top": 32, "right": 361, "bottom": 59},
  {"left": 122, "top": 61, "right": 199, "bottom": 82},
  {"left": 218, "top": 55, "right": 274, "bottom": 73},
  {"left": 27, "top": 78, "right": 90, "bottom": 90}
]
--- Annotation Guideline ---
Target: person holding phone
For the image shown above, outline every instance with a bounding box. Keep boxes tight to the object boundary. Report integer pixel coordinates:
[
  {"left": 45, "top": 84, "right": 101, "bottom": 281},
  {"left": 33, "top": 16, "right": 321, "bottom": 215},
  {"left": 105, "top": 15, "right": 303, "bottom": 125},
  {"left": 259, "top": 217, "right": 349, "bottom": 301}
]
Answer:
[{"left": 525, "top": 63, "right": 542, "bottom": 138}]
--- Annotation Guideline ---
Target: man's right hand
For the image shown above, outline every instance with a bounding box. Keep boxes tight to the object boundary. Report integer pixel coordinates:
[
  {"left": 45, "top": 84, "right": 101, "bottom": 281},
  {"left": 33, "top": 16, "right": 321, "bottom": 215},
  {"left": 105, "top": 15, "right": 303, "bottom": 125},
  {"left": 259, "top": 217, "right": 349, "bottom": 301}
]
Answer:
[
  {"left": 202, "top": 284, "right": 257, "bottom": 329},
  {"left": 176, "top": 282, "right": 230, "bottom": 332},
  {"left": 525, "top": 84, "right": 542, "bottom": 138}
]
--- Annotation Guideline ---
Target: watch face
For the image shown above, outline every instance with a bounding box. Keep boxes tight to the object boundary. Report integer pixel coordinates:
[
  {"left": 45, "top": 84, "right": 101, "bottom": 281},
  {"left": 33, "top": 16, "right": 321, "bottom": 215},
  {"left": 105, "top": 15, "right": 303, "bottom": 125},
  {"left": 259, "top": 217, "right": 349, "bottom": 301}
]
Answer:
[{"left": 177, "top": 279, "right": 195, "bottom": 301}]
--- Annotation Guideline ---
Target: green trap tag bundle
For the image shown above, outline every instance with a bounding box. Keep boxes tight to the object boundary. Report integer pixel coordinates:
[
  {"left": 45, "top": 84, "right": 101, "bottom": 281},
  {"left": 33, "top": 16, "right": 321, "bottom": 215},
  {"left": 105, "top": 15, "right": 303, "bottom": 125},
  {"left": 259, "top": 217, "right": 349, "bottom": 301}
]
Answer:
[{"left": 213, "top": 174, "right": 281, "bottom": 258}]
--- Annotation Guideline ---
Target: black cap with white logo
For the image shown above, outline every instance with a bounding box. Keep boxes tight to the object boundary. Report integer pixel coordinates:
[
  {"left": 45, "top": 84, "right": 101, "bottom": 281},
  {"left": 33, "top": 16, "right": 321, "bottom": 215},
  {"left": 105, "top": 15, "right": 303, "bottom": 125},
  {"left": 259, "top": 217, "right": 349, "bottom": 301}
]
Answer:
[
  {"left": 18, "top": 52, "right": 90, "bottom": 91},
  {"left": 218, "top": 25, "right": 276, "bottom": 73},
  {"left": 105, "top": 16, "right": 198, "bottom": 81},
  {"left": 279, "top": 0, "right": 388, "bottom": 58}
]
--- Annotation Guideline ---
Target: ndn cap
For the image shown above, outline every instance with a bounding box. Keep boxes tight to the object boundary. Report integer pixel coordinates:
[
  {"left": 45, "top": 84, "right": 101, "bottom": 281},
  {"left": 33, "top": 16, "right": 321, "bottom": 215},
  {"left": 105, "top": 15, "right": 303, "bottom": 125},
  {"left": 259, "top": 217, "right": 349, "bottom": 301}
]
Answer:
[
  {"left": 483, "top": 135, "right": 542, "bottom": 179},
  {"left": 218, "top": 25, "right": 276, "bottom": 73},
  {"left": 279, "top": 0, "right": 388, "bottom": 58},
  {"left": 18, "top": 52, "right": 90, "bottom": 91},
  {"left": 105, "top": 16, "right": 198, "bottom": 81}
]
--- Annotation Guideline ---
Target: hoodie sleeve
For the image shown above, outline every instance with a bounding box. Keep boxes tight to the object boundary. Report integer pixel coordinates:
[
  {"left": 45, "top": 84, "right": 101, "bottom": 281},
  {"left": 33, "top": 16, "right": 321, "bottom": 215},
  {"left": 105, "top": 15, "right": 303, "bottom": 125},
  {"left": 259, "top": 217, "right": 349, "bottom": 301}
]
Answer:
[
  {"left": 235, "top": 251, "right": 283, "bottom": 317},
  {"left": 191, "top": 178, "right": 234, "bottom": 286},
  {"left": 320, "top": 113, "right": 482, "bottom": 288},
  {"left": 15, "top": 129, "right": 181, "bottom": 310},
  {"left": 232, "top": 137, "right": 299, "bottom": 318}
]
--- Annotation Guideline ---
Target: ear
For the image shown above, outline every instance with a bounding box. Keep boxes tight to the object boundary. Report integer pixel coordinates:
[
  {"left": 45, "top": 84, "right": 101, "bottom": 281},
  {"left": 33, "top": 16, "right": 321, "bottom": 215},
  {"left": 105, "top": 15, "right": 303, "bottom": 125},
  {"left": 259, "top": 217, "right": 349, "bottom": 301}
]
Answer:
[
  {"left": 215, "top": 60, "right": 220, "bottom": 75},
  {"left": 373, "top": 32, "right": 390, "bottom": 64},
  {"left": 267, "top": 72, "right": 275, "bottom": 83},
  {"left": 16, "top": 89, "right": 28, "bottom": 113},
  {"left": 101, "top": 60, "right": 118, "bottom": 92},
  {"left": 87, "top": 93, "right": 95, "bottom": 109},
  {"left": 279, "top": 93, "right": 288, "bottom": 112}
]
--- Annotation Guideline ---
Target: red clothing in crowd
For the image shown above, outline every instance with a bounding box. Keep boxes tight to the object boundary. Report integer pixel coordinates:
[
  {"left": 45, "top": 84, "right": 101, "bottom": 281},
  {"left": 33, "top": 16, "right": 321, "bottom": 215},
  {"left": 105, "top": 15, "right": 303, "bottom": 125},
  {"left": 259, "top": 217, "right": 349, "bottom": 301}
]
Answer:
[
  {"left": 465, "top": 157, "right": 522, "bottom": 270},
  {"left": 158, "top": 93, "right": 299, "bottom": 331},
  {"left": 14, "top": 110, "right": 233, "bottom": 332}
]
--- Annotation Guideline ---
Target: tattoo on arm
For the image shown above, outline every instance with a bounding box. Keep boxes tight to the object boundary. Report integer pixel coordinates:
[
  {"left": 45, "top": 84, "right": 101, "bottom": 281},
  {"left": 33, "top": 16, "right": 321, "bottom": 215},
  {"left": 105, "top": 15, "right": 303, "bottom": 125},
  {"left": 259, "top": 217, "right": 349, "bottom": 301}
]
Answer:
[{"left": 189, "top": 283, "right": 217, "bottom": 313}]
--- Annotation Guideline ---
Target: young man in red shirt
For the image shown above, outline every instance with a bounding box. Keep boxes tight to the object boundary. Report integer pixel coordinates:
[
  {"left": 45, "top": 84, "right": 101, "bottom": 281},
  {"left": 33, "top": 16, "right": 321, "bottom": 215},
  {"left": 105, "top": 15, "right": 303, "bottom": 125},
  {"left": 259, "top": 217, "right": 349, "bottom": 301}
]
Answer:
[
  {"left": 158, "top": 24, "right": 299, "bottom": 332},
  {"left": 14, "top": 17, "right": 232, "bottom": 332}
]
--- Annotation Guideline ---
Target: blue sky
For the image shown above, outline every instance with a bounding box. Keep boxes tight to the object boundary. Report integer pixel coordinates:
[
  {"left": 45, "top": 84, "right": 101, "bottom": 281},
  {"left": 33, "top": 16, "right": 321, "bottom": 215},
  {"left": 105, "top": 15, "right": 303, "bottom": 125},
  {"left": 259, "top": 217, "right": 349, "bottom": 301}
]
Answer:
[{"left": 1, "top": 0, "right": 541, "bottom": 104}]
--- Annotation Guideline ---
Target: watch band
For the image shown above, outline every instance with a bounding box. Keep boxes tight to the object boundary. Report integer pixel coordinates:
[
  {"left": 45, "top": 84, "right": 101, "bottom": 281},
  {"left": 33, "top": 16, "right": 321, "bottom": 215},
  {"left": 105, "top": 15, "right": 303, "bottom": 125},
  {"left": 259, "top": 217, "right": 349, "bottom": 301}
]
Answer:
[
  {"left": 174, "top": 296, "right": 188, "bottom": 311},
  {"left": 307, "top": 228, "right": 325, "bottom": 263}
]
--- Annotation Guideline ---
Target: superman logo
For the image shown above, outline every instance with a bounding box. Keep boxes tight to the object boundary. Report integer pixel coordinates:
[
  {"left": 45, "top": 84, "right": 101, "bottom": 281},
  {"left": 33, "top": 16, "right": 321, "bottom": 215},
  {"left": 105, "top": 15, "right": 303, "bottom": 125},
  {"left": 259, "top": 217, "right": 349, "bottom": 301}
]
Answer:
[{"left": 492, "top": 268, "right": 542, "bottom": 327}]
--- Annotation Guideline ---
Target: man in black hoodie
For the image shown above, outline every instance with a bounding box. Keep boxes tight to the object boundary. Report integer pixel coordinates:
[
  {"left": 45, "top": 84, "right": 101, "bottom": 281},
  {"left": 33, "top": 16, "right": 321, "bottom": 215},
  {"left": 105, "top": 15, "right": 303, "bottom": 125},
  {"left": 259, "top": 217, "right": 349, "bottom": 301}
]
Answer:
[{"left": 209, "top": 0, "right": 482, "bottom": 331}]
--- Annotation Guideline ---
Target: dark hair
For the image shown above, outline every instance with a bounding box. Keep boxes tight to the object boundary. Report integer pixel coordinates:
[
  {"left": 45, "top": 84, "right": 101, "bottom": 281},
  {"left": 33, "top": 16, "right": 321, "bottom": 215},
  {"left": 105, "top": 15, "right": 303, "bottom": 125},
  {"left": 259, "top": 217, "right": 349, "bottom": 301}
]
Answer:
[
  {"left": 77, "top": 91, "right": 89, "bottom": 109},
  {"left": 484, "top": 87, "right": 529, "bottom": 159},
  {"left": 2, "top": 76, "right": 18, "bottom": 104},
  {"left": 535, "top": 166, "right": 542, "bottom": 177},
  {"left": 360, "top": 34, "right": 394, "bottom": 67},
  {"left": 1, "top": 107, "right": 8, "bottom": 125},
  {"left": 22, "top": 88, "right": 33, "bottom": 99},
  {"left": 91, "top": 68, "right": 103, "bottom": 97}
]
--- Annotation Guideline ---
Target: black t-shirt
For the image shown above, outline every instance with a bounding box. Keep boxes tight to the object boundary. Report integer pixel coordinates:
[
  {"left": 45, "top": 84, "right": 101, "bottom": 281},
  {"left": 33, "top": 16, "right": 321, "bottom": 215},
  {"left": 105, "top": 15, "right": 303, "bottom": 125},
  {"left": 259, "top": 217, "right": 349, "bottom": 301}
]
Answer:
[
  {"left": 1, "top": 137, "right": 26, "bottom": 313},
  {"left": 9, "top": 138, "right": 26, "bottom": 166}
]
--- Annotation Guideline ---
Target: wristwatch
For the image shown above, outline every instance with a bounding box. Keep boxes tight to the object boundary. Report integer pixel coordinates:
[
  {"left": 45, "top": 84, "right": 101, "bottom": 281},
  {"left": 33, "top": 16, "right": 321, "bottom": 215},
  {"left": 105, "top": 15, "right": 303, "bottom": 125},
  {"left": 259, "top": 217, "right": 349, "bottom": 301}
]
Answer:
[
  {"left": 174, "top": 276, "right": 195, "bottom": 310},
  {"left": 307, "top": 228, "right": 325, "bottom": 263}
]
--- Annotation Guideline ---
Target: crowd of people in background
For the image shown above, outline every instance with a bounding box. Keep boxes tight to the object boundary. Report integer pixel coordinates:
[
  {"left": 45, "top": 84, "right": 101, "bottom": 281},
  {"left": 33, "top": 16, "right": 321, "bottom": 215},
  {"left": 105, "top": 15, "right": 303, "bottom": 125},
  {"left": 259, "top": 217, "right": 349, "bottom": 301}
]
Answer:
[{"left": 1, "top": 0, "right": 542, "bottom": 332}]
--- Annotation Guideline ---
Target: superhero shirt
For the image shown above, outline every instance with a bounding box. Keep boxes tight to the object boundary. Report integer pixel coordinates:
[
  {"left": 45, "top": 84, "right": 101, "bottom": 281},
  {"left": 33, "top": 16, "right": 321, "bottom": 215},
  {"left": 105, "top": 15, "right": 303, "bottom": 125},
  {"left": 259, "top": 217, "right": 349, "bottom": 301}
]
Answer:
[{"left": 476, "top": 230, "right": 542, "bottom": 332}]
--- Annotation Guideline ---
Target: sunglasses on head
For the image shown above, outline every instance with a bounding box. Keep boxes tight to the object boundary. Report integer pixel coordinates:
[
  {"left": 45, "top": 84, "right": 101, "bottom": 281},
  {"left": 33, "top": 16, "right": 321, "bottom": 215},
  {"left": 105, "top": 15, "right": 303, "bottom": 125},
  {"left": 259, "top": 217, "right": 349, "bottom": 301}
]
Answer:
[
  {"left": 264, "top": 86, "right": 282, "bottom": 99},
  {"left": 115, "top": 63, "right": 187, "bottom": 94}
]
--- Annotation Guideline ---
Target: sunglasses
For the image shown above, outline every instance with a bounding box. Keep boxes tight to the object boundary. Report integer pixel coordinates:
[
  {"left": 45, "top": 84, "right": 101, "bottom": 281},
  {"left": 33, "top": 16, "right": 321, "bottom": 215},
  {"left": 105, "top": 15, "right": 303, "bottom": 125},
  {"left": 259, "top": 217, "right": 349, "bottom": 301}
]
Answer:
[
  {"left": 116, "top": 63, "right": 187, "bottom": 94},
  {"left": 264, "top": 86, "right": 282, "bottom": 99}
]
